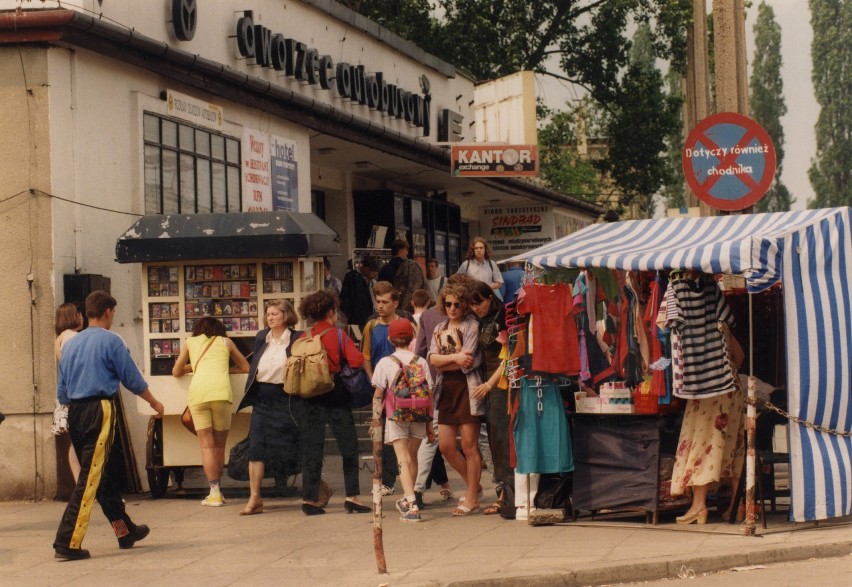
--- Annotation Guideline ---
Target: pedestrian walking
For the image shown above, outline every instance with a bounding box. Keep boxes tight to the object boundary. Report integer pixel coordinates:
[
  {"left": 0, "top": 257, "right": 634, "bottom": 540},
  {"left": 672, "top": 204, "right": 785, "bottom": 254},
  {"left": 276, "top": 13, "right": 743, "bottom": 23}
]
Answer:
[{"left": 53, "top": 291, "right": 164, "bottom": 560}]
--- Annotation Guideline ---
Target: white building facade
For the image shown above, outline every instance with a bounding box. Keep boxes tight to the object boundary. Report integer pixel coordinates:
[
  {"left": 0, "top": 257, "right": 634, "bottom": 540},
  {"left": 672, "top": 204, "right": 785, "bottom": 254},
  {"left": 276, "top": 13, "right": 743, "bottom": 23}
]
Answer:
[{"left": 0, "top": 0, "right": 599, "bottom": 499}]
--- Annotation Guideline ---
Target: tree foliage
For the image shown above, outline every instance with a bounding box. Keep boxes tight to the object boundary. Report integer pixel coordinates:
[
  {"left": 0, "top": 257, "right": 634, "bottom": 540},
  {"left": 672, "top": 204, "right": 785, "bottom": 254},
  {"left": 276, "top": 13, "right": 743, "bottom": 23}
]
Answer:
[
  {"left": 808, "top": 0, "right": 852, "bottom": 208},
  {"left": 537, "top": 99, "right": 610, "bottom": 200},
  {"left": 340, "top": 1, "right": 691, "bottom": 215},
  {"left": 598, "top": 22, "right": 682, "bottom": 217},
  {"left": 659, "top": 67, "right": 686, "bottom": 210},
  {"left": 750, "top": 1, "right": 791, "bottom": 212}
]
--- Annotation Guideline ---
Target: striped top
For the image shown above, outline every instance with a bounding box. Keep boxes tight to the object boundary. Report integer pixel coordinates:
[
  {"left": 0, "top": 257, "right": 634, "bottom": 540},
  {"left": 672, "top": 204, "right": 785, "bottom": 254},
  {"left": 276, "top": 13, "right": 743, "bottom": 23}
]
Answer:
[{"left": 666, "top": 276, "right": 736, "bottom": 399}]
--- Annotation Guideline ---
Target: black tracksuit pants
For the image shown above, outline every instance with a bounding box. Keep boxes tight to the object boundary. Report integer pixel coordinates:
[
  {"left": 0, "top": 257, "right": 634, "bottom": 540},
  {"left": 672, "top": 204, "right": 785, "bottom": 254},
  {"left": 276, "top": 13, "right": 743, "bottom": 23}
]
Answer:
[{"left": 54, "top": 397, "right": 133, "bottom": 550}]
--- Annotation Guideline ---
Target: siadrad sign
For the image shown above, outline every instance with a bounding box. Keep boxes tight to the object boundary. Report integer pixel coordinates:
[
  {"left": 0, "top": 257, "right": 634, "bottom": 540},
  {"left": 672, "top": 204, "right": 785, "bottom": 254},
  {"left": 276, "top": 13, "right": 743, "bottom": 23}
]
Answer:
[
  {"left": 451, "top": 145, "right": 538, "bottom": 177},
  {"left": 682, "top": 112, "right": 776, "bottom": 211},
  {"left": 480, "top": 205, "right": 554, "bottom": 257}
]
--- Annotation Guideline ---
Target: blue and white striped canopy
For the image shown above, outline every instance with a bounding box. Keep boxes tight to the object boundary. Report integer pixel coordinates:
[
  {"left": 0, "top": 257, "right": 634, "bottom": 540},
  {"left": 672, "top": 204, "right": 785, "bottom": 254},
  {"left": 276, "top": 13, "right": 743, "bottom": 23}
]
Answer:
[
  {"left": 511, "top": 207, "right": 852, "bottom": 522},
  {"left": 512, "top": 207, "right": 845, "bottom": 293}
]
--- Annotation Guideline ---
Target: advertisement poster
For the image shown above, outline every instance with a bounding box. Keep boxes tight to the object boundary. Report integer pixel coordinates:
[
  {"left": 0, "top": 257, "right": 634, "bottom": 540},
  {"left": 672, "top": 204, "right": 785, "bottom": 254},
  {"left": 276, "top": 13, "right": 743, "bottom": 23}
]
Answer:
[
  {"left": 479, "top": 205, "right": 555, "bottom": 258},
  {"left": 270, "top": 135, "right": 298, "bottom": 211},
  {"left": 242, "top": 128, "right": 272, "bottom": 211}
]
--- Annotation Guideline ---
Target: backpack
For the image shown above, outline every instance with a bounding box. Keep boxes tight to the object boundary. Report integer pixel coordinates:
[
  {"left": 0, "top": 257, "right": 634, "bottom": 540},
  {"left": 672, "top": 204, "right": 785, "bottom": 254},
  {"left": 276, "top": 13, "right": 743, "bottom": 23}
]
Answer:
[
  {"left": 384, "top": 355, "right": 432, "bottom": 422},
  {"left": 284, "top": 327, "right": 335, "bottom": 398}
]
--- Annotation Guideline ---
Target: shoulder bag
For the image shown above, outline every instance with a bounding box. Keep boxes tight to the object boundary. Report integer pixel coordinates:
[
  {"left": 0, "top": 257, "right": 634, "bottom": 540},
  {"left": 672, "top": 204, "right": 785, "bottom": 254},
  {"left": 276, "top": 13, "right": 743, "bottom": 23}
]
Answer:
[
  {"left": 180, "top": 336, "right": 218, "bottom": 436},
  {"left": 337, "top": 330, "right": 373, "bottom": 408}
]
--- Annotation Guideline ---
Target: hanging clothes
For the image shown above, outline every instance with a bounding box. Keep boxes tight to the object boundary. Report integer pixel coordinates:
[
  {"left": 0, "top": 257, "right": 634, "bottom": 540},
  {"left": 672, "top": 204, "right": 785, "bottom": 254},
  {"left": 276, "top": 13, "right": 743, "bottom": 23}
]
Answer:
[
  {"left": 666, "top": 274, "right": 737, "bottom": 399},
  {"left": 513, "top": 377, "right": 573, "bottom": 474},
  {"left": 516, "top": 283, "right": 580, "bottom": 376},
  {"left": 644, "top": 273, "right": 669, "bottom": 399}
]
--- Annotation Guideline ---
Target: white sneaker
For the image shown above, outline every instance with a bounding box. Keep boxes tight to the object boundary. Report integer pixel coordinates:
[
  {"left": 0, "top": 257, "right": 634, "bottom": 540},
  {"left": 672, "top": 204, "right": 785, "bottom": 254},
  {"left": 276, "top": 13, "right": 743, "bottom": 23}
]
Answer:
[{"left": 380, "top": 485, "right": 395, "bottom": 496}]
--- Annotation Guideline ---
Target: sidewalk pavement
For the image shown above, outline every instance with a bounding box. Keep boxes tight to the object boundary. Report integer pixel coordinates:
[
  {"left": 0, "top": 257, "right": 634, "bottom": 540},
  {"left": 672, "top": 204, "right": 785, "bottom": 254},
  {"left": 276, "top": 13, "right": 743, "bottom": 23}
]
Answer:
[{"left": 2, "top": 461, "right": 851, "bottom": 587}]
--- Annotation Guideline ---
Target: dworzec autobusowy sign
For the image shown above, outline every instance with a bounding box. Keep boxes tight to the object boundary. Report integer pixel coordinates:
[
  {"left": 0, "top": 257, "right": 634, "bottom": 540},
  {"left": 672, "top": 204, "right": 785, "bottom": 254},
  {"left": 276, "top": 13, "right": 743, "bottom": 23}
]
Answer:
[
  {"left": 682, "top": 112, "right": 776, "bottom": 211},
  {"left": 451, "top": 145, "right": 539, "bottom": 177}
]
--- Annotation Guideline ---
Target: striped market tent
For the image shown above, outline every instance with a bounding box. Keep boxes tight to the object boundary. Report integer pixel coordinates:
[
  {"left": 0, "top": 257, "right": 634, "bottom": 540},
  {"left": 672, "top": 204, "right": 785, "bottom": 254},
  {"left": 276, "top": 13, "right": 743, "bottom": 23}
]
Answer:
[{"left": 510, "top": 207, "right": 852, "bottom": 522}]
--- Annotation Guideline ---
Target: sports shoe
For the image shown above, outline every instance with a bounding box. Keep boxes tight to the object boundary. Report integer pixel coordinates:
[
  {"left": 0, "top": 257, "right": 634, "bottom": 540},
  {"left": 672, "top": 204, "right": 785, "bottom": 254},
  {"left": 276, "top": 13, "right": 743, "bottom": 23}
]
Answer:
[
  {"left": 400, "top": 507, "right": 422, "bottom": 523},
  {"left": 395, "top": 497, "right": 411, "bottom": 514},
  {"left": 117, "top": 524, "right": 150, "bottom": 549},
  {"left": 380, "top": 485, "right": 395, "bottom": 496},
  {"left": 202, "top": 493, "right": 225, "bottom": 507}
]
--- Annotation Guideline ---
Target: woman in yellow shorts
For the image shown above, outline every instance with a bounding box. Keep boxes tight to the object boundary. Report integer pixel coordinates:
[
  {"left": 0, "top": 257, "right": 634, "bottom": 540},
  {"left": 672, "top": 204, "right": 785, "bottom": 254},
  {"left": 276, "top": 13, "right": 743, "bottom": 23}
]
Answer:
[{"left": 173, "top": 317, "right": 250, "bottom": 506}]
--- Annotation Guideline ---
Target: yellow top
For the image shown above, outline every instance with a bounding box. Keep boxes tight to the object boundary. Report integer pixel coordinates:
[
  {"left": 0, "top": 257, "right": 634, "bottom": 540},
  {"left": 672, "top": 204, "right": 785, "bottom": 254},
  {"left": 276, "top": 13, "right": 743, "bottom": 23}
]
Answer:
[{"left": 186, "top": 335, "right": 233, "bottom": 406}]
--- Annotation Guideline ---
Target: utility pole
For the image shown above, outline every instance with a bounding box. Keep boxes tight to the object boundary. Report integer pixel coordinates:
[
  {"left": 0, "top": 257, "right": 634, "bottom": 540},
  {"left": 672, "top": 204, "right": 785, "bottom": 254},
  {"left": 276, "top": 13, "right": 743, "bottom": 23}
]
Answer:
[
  {"left": 713, "top": 0, "right": 749, "bottom": 115},
  {"left": 685, "top": 0, "right": 710, "bottom": 209},
  {"left": 714, "top": 0, "right": 758, "bottom": 538}
]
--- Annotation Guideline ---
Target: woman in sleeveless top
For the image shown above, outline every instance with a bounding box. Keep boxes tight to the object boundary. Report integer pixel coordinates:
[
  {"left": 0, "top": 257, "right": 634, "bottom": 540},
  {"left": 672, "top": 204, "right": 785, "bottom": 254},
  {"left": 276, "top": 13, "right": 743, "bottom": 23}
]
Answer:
[{"left": 173, "top": 317, "right": 249, "bottom": 507}]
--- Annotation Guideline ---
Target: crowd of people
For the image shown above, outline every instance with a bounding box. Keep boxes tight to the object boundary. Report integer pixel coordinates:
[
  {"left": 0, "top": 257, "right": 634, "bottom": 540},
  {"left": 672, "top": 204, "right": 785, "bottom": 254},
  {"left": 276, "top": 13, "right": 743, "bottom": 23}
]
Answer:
[{"left": 50, "top": 237, "right": 524, "bottom": 560}]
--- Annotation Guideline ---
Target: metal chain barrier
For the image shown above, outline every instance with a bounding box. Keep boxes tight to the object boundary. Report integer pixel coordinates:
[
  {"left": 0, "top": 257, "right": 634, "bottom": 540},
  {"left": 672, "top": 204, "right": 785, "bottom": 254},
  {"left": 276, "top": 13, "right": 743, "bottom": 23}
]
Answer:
[{"left": 744, "top": 396, "right": 852, "bottom": 438}]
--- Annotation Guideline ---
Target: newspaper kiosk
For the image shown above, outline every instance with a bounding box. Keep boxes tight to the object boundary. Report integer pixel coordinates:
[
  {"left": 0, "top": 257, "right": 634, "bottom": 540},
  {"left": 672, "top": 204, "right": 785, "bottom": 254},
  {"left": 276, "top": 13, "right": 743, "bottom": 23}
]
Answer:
[{"left": 116, "top": 211, "right": 339, "bottom": 497}]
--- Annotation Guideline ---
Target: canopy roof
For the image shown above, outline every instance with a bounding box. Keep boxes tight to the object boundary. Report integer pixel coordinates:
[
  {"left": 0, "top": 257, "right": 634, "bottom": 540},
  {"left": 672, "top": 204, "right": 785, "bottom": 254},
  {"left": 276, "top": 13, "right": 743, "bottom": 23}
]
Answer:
[
  {"left": 115, "top": 211, "right": 340, "bottom": 263},
  {"left": 510, "top": 207, "right": 845, "bottom": 293}
]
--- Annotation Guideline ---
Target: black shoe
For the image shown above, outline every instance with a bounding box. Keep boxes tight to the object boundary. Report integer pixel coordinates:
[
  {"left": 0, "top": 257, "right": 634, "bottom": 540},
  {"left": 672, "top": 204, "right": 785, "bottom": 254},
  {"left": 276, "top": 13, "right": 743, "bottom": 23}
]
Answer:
[
  {"left": 118, "top": 524, "right": 150, "bottom": 549},
  {"left": 344, "top": 500, "right": 371, "bottom": 514},
  {"left": 302, "top": 503, "right": 325, "bottom": 516},
  {"left": 414, "top": 491, "right": 427, "bottom": 510},
  {"left": 54, "top": 546, "right": 91, "bottom": 560}
]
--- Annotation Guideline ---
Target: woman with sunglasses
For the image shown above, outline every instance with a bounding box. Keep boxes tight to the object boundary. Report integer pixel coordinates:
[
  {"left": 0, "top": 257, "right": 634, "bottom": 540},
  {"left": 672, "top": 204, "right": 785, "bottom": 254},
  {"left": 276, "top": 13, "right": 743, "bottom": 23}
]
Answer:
[
  {"left": 468, "top": 281, "right": 510, "bottom": 515},
  {"left": 428, "top": 283, "right": 484, "bottom": 515}
]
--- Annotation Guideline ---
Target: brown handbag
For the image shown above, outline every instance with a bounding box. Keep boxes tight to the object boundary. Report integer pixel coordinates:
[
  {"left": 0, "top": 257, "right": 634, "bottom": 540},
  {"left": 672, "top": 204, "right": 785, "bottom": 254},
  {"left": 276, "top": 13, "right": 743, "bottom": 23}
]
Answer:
[{"left": 180, "top": 336, "right": 218, "bottom": 436}]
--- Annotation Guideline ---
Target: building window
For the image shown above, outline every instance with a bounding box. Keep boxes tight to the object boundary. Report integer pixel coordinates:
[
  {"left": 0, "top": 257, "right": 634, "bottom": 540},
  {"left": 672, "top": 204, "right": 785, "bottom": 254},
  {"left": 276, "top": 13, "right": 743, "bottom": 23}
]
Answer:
[{"left": 143, "top": 113, "right": 242, "bottom": 214}]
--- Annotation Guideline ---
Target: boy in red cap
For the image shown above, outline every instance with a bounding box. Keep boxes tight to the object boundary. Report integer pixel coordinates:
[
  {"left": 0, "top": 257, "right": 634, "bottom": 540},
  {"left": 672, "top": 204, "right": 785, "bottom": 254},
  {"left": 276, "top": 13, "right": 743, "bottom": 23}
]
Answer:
[{"left": 370, "top": 318, "right": 435, "bottom": 522}]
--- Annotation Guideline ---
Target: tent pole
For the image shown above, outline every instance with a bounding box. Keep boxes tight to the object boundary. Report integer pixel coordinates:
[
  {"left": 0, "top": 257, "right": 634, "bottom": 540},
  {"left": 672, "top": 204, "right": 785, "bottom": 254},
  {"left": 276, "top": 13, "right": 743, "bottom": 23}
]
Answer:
[{"left": 743, "top": 292, "right": 757, "bottom": 535}]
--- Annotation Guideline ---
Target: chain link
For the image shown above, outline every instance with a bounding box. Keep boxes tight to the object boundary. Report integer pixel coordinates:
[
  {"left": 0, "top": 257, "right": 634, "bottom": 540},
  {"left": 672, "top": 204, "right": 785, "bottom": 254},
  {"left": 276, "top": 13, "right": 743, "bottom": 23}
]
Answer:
[{"left": 745, "top": 396, "right": 852, "bottom": 438}]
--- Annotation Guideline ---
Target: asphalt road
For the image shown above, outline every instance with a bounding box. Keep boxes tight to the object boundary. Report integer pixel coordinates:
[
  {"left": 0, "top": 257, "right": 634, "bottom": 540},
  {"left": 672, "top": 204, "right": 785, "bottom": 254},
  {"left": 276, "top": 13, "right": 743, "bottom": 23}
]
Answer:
[{"left": 618, "top": 553, "right": 852, "bottom": 587}]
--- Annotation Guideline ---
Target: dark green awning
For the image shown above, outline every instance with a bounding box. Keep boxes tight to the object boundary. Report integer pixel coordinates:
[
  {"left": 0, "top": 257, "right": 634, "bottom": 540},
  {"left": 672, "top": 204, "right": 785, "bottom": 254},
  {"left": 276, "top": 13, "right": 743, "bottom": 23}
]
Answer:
[{"left": 115, "top": 211, "right": 339, "bottom": 263}]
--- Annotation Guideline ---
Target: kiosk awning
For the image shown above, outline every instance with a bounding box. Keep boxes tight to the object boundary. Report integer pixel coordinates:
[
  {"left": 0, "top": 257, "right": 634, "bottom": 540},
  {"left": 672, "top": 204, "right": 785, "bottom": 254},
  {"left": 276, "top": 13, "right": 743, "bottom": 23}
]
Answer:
[{"left": 115, "top": 212, "right": 340, "bottom": 263}]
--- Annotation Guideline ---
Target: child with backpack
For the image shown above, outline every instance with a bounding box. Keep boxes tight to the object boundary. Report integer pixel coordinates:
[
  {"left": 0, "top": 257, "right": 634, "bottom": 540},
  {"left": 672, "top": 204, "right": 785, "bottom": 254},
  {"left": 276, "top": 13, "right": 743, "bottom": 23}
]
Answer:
[{"left": 370, "top": 319, "right": 435, "bottom": 522}]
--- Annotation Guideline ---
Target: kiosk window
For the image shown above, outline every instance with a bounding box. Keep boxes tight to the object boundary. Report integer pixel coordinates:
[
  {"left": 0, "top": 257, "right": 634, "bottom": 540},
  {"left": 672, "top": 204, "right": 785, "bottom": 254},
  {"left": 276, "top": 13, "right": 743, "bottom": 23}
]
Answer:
[{"left": 143, "top": 113, "right": 241, "bottom": 215}]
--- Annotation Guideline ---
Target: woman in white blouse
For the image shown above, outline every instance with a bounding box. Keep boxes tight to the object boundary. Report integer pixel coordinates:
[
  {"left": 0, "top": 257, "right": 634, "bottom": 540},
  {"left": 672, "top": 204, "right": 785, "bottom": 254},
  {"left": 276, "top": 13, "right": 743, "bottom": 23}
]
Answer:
[{"left": 236, "top": 299, "right": 330, "bottom": 515}]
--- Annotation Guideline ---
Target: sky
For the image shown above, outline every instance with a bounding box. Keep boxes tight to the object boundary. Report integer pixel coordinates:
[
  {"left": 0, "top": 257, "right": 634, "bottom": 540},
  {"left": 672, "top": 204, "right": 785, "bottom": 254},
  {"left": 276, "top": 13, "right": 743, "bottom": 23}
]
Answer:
[{"left": 537, "top": 0, "right": 816, "bottom": 211}]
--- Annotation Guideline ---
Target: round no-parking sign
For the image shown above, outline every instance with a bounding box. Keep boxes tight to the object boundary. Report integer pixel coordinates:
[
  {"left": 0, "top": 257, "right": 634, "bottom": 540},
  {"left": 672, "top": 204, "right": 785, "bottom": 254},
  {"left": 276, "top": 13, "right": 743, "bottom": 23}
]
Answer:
[{"left": 682, "top": 112, "right": 776, "bottom": 211}]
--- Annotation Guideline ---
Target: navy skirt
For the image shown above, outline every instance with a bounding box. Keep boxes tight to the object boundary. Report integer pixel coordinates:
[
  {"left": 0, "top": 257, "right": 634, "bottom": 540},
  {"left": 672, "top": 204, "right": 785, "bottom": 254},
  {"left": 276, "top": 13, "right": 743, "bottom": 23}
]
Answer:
[{"left": 247, "top": 383, "right": 303, "bottom": 477}]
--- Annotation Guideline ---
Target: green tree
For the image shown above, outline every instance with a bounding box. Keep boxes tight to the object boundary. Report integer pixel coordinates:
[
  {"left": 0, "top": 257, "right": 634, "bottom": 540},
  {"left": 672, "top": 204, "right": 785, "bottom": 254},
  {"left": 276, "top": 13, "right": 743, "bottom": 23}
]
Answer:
[
  {"left": 337, "top": 1, "right": 439, "bottom": 42},
  {"left": 750, "top": 1, "right": 792, "bottom": 212},
  {"left": 537, "top": 99, "right": 610, "bottom": 201},
  {"left": 660, "top": 67, "right": 687, "bottom": 210},
  {"left": 808, "top": 0, "right": 852, "bottom": 208},
  {"left": 598, "top": 22, "right": 683, "bottom": 217}
]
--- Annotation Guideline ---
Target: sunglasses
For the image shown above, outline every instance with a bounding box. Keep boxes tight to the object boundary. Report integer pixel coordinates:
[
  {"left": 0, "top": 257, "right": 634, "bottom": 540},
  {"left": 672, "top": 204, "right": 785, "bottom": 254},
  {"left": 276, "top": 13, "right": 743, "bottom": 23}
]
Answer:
[{"left": 444, "top": 301, "right": 462, "bottom": 309}]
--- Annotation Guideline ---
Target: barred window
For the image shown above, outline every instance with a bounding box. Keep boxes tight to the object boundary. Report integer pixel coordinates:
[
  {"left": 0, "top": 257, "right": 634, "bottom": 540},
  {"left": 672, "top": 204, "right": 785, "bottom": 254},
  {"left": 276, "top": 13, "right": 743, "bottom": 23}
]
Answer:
[{"left": 143, "top": 113, "right": 242, "bottom": 214}]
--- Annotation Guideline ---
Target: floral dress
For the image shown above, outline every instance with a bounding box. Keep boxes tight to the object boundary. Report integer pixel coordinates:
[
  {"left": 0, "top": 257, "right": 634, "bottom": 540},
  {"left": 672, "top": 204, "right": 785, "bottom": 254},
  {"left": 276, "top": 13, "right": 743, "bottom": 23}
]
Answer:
[{"left": 670, "top": 385, "right": 745, "bottom": 495}]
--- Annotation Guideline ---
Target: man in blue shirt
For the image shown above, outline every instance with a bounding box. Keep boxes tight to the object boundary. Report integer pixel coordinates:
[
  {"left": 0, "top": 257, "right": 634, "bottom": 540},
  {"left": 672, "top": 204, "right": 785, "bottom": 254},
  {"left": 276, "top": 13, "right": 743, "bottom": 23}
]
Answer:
[
  {"left": 53, "top": 291, "right": 164, "bottom": 561},
  {"left": 500, "top": 261, "right": 525, "bottom": 302}
]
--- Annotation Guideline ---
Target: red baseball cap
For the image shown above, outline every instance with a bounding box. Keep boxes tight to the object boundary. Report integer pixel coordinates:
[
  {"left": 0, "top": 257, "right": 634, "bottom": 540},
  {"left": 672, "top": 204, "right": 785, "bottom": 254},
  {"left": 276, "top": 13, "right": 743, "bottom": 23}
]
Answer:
[{"left": 388, "top": 318, "right": 414, "bottom": 339}]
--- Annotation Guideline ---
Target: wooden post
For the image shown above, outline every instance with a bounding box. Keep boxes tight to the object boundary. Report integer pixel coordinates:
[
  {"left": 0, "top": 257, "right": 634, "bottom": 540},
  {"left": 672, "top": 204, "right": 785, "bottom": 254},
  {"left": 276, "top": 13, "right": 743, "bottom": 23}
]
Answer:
[
  {"left": 370, "top": 397, "right": 387, "bottom": 573},
  {"left": 743, "top": 294, "right": 757, "bottom": 535}
]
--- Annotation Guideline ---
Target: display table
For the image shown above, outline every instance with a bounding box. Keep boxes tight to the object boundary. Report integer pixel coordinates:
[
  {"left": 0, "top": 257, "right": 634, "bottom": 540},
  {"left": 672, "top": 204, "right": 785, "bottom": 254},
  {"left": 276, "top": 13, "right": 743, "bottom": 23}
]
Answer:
[{"left": 572, "top": 413, "right": 688, "bottom": 524}]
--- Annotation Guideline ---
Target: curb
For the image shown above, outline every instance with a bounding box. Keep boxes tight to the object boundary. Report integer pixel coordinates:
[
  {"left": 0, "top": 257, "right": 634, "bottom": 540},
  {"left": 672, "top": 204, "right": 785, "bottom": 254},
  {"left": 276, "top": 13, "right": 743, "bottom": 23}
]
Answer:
[{"left": 445, "top": 540, "right": 852, "bottom": 587}]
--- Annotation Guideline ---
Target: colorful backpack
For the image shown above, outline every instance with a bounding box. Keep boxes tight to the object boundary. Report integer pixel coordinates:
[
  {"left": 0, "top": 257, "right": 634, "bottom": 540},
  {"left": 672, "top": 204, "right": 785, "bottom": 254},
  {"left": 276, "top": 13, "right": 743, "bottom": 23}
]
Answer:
[{"left": 384, "top": 355, "right": 432, "bottom": 422}]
